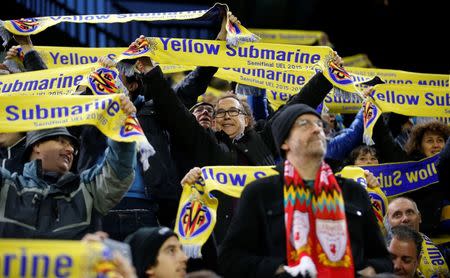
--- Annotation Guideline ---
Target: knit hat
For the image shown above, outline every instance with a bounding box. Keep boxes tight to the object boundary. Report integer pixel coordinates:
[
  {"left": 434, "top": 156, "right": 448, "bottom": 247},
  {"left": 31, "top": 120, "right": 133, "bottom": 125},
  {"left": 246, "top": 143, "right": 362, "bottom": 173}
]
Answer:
[
  {"left": 271, "top": 104, "right": 321, "bottom": 157},
  {"left": 125, "top": 227, "right": 178, "bottom": 278},
  {"left": 189, "top": 102, "right": 214, "bottom": 113},
  {"left": 23, "top": 127, "right": 79, "bottom": 161}
]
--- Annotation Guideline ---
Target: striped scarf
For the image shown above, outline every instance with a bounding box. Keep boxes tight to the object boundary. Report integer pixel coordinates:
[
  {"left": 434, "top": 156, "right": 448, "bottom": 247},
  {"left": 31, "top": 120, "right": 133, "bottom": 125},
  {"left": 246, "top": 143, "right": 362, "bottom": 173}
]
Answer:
[{"left": 283, "top": 160, "right": 354, "bottom": 277}]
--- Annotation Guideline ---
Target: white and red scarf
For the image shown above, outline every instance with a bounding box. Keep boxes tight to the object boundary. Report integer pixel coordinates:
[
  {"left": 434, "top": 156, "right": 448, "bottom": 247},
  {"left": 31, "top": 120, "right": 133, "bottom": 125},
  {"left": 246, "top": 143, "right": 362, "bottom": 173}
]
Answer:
[{"left": 283, "top": 160, "right": 354, "bottom": 277}]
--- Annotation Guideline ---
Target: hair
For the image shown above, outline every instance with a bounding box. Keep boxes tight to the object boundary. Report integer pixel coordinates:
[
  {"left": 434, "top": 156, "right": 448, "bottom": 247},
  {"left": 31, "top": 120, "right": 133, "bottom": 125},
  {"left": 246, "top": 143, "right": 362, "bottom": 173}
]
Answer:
[
  {"left": 384, "top": 197, "right": 420, "bottom": 237},
  {"left": 215, "top": 93, "right": 255, "bottom": 130},
  {"left": 404, "top": 120, "right": 450, "bottom": 157},
  {"left": 345, "top": 145, "right": 378, "bottom": 166},
  {"left": 387, "top": 225, "right": 423, "bottom": 259}
]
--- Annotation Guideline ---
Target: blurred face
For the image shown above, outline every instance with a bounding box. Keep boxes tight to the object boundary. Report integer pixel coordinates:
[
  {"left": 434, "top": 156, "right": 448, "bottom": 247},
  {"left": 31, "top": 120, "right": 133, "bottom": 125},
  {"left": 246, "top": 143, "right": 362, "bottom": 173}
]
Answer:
[
  {"left": 31, "top": 136, "right": 75, "bottom": 174},
  {"left": 214, "top": 98, "right": 249, "bottom": 139},
  {"left": 388, "top": 237, "right": 419, "bottom": 278},
  {"left": 420, "top": 131, "right": 445, "bottom": 157},
  {"left": 282, "top": 114, "right": 327, "bottom": 160},
  {"left": 192, "top": 104, "right": 214, "bottom": 129},
  {"left": 146, "top": 236, "right": 188, "bottom": 278},
  {"left": 354, "top": 151, "right": 379, "bottom": 165},
  {"left": 387, "top": 198, "right": 421, "bottom": 232},
  {"left": 0, "top": 132, "right": 24, "bottom": 148}
]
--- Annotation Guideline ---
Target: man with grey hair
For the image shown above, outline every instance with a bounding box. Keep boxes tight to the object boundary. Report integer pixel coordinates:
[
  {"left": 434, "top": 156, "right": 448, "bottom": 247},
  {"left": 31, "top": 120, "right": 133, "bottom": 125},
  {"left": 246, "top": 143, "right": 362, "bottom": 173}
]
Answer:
[
  {"left": 387, "top": 225, "right": 423, "bottom": 278},
  {"left": 385, "top": 197, "right": 449, "bottom": 277}
]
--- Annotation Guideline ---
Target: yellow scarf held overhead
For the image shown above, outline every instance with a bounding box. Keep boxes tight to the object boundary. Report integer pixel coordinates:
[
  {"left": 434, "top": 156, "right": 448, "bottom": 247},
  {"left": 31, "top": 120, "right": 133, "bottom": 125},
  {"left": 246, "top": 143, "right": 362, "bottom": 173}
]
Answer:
[
  {"left": 0, "top": 3, "right": 258, "bottom": 47},
  {"left": 174, "top": 166, "right": 278, "bottom": 258},
  {"left": 0, "top": 94, "right": 140, "bottom": 142},
  {"left": 248, "top": 28, "right": 331, "bottom": 46}
]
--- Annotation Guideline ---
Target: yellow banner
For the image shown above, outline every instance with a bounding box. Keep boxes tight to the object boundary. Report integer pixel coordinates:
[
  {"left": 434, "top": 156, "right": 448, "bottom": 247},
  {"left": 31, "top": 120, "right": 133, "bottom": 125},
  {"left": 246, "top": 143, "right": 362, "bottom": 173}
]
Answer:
[
  {"left": 419, "top": 234, "right": 449, "bottom": 277},
  {"left": 33, "top": 46, "right": 449, "bottom": 90},
  {"left": 0, "top": 3, "right": 258, "bottom": 46},
  {"left": 0, "top": 64, "right": 94, "bottom": 95},
  {"left": 370, "top": 84, "right": 450, "bottom": 117},
  {"left": 343, "top": 54, "right": 373, "bottom": 68},
  {"left": 0, "top": 94, "right": 142, "bottom": 142},
  {"left": 336, "top": 166, "right": 388, "bottom": 235},
  {"left": 249, "top": 28, "right": 331, "bottom": 46},
  {"left": 0, "top": 239, "right": 120, "bottom": 278},
  {"left": 348, "top": 67, "right": 449, "bottom": 87},
  {"left": 175, "top": 166, "right": 277, "bottom": 258}
]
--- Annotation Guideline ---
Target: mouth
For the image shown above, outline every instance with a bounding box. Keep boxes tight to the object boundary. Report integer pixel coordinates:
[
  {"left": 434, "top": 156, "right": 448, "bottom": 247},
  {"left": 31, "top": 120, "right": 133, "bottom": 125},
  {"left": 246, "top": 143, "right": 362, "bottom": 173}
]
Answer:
[{"left": 60, "top": 154, "right": 72, "bottom": 165}]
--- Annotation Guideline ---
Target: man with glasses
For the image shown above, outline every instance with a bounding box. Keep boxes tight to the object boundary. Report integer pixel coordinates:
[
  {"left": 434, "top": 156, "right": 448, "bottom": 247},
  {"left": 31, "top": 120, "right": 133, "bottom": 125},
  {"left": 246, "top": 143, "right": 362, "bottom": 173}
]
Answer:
[
  {"left": 218, "top": 103, "right": 392, "bottom": 277},
  {"left": 0, "top": 95, "right": 138, "bottom": 239}
]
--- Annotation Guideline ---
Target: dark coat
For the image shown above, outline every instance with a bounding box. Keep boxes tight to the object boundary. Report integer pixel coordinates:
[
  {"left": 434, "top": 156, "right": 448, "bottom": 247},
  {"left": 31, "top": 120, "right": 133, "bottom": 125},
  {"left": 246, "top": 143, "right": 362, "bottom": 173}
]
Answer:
[
  {"left": 142, "top": 66, "right": 334, "bottom": 242},
  {"left": 218, "top": 164, "right": 393, "bottom": 278}
]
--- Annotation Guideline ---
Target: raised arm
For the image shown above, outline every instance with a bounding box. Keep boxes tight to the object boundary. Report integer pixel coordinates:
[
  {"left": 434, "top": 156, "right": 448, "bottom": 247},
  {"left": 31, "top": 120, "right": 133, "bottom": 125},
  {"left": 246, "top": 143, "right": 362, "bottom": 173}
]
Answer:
[{"left": 81, "top": 95, "right": 137, "bottom": 215}]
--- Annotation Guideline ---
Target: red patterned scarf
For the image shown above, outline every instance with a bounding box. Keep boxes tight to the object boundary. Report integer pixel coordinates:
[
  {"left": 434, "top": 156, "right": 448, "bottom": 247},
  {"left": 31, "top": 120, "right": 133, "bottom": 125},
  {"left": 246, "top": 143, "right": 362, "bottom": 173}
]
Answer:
[{"left": 283, "top": 160, "right": 354, "bottom": 277}]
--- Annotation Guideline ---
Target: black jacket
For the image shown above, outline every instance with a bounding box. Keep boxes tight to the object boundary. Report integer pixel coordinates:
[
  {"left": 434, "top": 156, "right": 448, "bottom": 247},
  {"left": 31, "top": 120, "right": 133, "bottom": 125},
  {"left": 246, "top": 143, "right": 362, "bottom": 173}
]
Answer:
[
  {"left": 218, "top": 164, "right": 393, "bottom": 278},
  {"left": 143, "top": 66, "right": 334, "bottom": 242}
]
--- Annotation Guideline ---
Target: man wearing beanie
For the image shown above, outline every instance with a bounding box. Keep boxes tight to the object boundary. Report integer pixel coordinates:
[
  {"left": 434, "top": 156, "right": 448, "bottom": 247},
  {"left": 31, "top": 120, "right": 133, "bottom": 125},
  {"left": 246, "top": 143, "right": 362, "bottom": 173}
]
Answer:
[
  {"left": 0, "top": 95, "right": 137, "bottom": 239},
  {"left": 218, "top": 103, "right": 392, "bottom": 277},
  {"left": 126, "top": 227, "right": 188, "bottom": 278}
]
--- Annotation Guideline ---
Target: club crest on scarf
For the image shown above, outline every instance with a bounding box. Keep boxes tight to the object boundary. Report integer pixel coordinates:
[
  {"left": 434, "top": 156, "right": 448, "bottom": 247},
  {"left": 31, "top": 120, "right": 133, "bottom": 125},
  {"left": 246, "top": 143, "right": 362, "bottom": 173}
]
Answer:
[
  {"left": 363, "top": 101, "right": 379, "bottom": 128},
  {"left": 316, "top": 219, "right": 347, "bottom": 262},
  {"left": 119, "top": 116, "right": 144, "bottom": 138},
  {"left": 88, "top": 67, "right": 120, "bottom": 95},
  {"left": 10, "top": 18, "right": 39, "bottom": 33},
  {"left": 368, "top": 190, "right": 387, "bottom": 220},
  {"left": 178, "top": 198, "right": 212, "bottom": 239},
  {"left": 122, "top": 37, "right": 156, "bottom": 56},
  {"left": 291, "top": 211, "right": 310, "bottom": 250},
  {"left": 327, "top": 60, "right": 353, "bottom": 85}
]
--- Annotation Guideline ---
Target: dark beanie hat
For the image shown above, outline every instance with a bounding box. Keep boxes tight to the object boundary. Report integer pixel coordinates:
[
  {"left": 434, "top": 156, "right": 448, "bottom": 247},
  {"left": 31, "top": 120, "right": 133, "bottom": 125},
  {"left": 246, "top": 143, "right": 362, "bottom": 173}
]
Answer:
[
  {"left": 189, "top": 102, "right": 214, "bottom": 113},
  {"left": 271, "top": 104, "right": 321, "bottom": 157},
  {"left": 125, "top": 227, "right": 178, "bottom": 278},
  {"left": 23, "top": 127, "right": 79, "bottom": 161}
]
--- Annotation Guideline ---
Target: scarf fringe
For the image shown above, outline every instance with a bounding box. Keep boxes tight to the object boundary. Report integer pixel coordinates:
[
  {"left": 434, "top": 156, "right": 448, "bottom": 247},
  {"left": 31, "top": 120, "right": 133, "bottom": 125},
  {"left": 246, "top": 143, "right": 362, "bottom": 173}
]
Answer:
[
  {"left": 138, "top": 138, "right": 155, "bottom": 172},
  {"left": 0, "top": 21, "right": 11, "bottom": 46},
  {"left": 3, "top": 59, "right": 25, "bottom": 73},
  {"left": 182, "top": 244, "right": 202, "bottom": 259}
]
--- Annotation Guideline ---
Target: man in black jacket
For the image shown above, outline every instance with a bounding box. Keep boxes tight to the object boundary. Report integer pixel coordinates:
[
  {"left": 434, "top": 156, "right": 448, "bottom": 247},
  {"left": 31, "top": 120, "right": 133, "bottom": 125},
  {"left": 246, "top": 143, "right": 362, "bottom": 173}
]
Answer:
[{"left": 218, "top": 103, "right": 392, "bottom": 278}]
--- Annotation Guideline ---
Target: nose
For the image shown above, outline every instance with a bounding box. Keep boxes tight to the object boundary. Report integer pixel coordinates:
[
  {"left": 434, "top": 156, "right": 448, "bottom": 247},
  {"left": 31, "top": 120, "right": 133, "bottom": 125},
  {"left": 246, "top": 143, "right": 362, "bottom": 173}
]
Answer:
[
  {"left": 393, "top": 258, "right": 402, "bottom": 272},
  {"left": 401, "top": 214, "right": 410, "bottom": 224},
  {"left": 179, "top": 250, "right": 188, "bottom": 263}
]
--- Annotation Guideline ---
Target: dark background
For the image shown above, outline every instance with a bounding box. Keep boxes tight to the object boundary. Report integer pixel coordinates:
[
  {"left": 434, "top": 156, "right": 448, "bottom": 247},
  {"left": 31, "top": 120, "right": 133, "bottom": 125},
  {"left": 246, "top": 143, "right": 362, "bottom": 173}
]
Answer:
[{"left": 1, "top": 0, "right": 448, "bottom": 74}]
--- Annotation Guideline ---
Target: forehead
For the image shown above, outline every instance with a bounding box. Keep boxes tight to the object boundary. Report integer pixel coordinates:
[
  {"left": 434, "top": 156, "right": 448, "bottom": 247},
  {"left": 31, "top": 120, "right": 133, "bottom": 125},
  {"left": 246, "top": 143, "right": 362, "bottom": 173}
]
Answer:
[
  {"left": 216, "top": 97, "right": 241, "bottom": 109},
  {"left": 193, "top": 104, "right": 212, "bottom": 111},
  {"left": 389, "top": 238, "right": 417, "bottom": 257},
  {"left": 388, "top": 199, "right": 415, "bottom": 213},
  {"left": 422, "top": 131, "right": 444, "bottom": 139},
  {"left": 296, "top": 113, "right": 321, "bottom": 122},
  {"left": 160, "top": 236, "right": 180, "bottom": 250}
]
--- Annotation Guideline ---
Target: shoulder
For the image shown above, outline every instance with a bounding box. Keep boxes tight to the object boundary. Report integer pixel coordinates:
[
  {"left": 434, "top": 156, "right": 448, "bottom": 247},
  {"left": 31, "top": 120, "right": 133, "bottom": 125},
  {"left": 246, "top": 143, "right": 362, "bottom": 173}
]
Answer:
[{"left": 336, "top": 176, "right": 371, "bottom": 205}]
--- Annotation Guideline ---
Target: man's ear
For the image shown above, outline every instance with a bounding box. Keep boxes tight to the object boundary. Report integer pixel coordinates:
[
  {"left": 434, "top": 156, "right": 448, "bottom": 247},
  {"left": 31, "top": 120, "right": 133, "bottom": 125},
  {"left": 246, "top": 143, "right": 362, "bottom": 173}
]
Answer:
[
  {"left": 244, "top": 115, "right": 250, "bottom": 127},
  {"left": 281, "top": 142, "right": 289, "bottom": 152}
]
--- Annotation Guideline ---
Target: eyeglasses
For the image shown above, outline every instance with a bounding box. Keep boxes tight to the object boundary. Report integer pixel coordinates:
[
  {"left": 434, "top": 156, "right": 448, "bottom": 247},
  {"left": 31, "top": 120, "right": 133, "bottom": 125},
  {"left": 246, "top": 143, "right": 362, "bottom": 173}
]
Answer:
[
  {"left": 49, "top": 136, "right": 78, "bottom": 155},
  {"left": 214, "top": 108, "right": 246, "bottom": 118},
  {"left": 193, "top": 106, "right": 214, "bottom": 114},
  {"left": 295, "top": 119, "right": 324, "bottom": 130}
]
